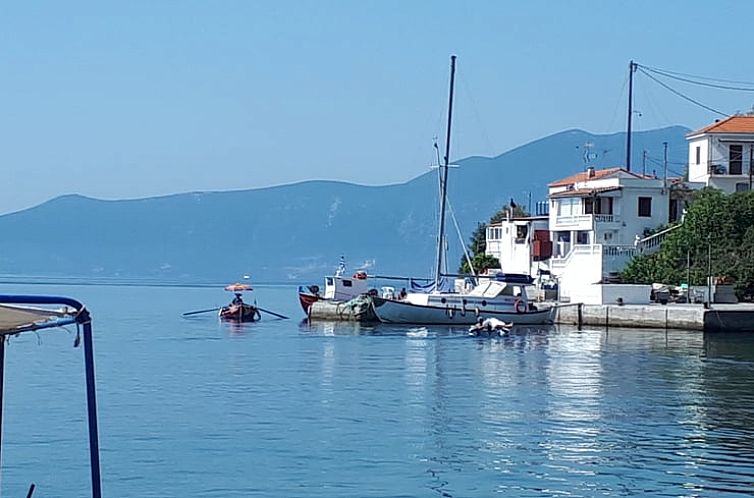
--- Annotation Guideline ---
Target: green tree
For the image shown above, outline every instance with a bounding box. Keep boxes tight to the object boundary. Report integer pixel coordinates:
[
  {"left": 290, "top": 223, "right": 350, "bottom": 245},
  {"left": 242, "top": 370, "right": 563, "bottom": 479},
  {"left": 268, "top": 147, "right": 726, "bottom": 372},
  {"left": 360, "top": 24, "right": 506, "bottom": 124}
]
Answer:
[
  {"left": 621, "top": 188, "right": 754, "bottom": 298},
  {"left": 460, "top": 253, "right": 500, "bottom": 274}
]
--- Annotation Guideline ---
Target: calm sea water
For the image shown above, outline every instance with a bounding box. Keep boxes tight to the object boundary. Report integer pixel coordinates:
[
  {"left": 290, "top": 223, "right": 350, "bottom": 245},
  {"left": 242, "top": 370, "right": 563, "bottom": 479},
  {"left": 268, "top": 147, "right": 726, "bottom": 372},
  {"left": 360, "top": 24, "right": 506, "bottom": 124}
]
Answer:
[{"left": 2, "top": 283, "right": 754, "bottom": 497}]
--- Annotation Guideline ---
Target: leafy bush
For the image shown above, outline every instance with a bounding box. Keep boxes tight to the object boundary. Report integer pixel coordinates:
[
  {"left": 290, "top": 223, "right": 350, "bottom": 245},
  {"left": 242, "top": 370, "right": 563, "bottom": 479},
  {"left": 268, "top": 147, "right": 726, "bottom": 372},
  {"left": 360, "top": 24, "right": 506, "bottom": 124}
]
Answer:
[{"left": 622, "top": 188, "right": 754, "bottom": 298}]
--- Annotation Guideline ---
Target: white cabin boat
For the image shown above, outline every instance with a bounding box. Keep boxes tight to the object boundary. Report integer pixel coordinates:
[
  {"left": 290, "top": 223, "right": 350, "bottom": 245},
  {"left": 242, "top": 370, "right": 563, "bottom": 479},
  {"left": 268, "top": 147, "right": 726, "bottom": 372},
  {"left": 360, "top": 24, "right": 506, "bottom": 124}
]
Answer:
[{"left": 371, "top": 274, "right": 556, "bottom": 325}]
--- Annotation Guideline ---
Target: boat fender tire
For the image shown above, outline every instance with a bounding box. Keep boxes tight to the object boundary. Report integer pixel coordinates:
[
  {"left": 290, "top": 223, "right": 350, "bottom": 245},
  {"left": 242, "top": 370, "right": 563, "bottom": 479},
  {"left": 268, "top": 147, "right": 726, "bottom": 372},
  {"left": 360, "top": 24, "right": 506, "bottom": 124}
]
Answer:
[{"left": 514, "top": 299, "right": 526, "bottom": 314}]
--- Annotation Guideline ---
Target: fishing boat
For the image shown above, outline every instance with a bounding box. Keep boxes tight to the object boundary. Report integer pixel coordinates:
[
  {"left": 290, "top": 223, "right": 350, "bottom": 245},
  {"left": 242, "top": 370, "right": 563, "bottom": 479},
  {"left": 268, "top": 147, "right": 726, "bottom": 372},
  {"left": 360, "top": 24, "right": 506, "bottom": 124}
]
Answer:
[
  {"left": 298, "top": 259, "right": 376, "bottom": 321},
  {"left": 370, "top": 55, "right": 556, "bottom": 326},
  {"left": 219, "top": 283, "right": 262, "bottom": 322}
]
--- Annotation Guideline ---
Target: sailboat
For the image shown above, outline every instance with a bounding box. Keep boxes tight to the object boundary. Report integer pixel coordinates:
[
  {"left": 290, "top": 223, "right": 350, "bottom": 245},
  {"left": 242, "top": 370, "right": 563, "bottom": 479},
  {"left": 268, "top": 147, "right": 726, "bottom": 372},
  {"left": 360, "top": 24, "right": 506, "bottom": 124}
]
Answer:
[{"left": 371, "top": 56, "right": 556, "bottom": 326}]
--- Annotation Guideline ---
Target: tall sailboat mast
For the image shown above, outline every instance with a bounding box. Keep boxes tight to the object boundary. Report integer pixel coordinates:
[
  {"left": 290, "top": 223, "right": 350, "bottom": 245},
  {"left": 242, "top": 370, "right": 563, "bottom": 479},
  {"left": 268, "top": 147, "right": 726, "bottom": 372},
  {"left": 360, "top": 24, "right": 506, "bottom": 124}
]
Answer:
[{"left": 435, "top": 55, "right": 456, "bottom": 287}]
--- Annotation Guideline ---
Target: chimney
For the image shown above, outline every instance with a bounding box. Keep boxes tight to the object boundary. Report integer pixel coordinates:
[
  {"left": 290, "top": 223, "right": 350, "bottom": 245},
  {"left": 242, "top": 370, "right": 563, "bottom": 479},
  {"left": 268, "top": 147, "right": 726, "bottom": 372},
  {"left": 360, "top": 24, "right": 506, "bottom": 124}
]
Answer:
[{"left": 587, "top": 166, "right": 595, "bottom": 178}]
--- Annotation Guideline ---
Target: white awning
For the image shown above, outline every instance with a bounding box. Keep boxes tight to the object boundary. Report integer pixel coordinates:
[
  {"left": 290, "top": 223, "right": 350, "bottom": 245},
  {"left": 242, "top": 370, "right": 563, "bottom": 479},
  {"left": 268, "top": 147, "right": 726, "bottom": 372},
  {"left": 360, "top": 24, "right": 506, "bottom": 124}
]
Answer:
[{"left": 0, "top": 304, "right": 75, "bottom": 335}]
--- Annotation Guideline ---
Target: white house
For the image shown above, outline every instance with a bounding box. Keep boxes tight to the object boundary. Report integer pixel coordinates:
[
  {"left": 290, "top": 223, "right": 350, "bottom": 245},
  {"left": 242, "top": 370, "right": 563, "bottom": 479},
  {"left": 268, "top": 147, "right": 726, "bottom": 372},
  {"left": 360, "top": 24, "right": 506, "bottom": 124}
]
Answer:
[
  {"left": 546, "top": 166, "right": 672, "bottom": 301},
  {"left": 548, "top": 166, "right": 669, "bottom": 257},
  {"left": 486, "top": 166, "right": 684, "bottom": 304},
  {"left": 485, "top": 215, "right": 551, "bottom": 276},
  {"left": 687, "top": 114, "right": 754, "bottom": 194}
]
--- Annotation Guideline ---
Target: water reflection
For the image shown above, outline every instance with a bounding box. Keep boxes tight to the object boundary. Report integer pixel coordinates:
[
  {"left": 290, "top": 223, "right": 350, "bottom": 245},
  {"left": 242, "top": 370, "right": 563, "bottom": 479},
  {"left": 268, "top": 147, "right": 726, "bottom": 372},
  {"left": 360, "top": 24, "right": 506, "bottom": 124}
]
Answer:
[{"left": 290, "top": 320, "right": 754, "bottom": 496}]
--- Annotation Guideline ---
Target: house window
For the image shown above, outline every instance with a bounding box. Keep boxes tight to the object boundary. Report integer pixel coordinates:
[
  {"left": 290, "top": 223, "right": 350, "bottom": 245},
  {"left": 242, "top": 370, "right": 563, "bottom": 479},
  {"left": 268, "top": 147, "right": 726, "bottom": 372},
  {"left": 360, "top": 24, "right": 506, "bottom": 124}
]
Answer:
[
  {"left": 594, "top": 197, "right": 614, "bottom": 215},
  {"left": 730, "top": 145, "right": 743, "bottom": 175},
  {"left": 695, "top": 146, "right": 701, "bottom": 165},
  {"left": 583, "top": 197, "right": 594, "bottom": 214},
  {"left": 736, "top": 182, "right": 749, "bottom": 192},
  {"left": 638, "top": 197, "right": 652, "bottom": 217}
]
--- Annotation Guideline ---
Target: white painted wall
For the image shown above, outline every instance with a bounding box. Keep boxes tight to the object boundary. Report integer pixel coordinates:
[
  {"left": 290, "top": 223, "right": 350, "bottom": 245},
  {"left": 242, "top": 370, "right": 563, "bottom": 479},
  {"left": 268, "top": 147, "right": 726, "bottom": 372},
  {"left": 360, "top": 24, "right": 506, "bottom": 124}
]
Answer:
[
  {"left": 568, "top": 283, "right": 651, "bottom": 305},
  {"left": 555, "top": 245, "right": 603, "bottom": 301},
  {"left": 601, "top": 284, "right": 651, "bottom": 304},
  {"left": 485, "top": 218, "right": 549, "bottom": 276},
  {"left": 617, "top": 186, "right": 669, "bottom": 243},
  {"left": 687, "top": 137, "right": 709, "bottom": 184},
  {"left": 687, "top": 134, "right": 754, "bottom": 193},
  {"left": 708, "top": 175, "right": 752, "bottom": 193}
]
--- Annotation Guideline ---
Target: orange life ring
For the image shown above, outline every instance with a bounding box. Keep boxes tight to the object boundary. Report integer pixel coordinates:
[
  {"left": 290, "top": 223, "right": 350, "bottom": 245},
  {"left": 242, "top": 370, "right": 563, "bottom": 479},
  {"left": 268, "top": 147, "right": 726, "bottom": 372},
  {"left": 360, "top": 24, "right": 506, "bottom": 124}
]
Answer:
[
  {"left": 514, "top": 299, "right": 526, "bottom": 314},
  {"left": 353, "top": 271, "right": 367, "bottom": 280}
]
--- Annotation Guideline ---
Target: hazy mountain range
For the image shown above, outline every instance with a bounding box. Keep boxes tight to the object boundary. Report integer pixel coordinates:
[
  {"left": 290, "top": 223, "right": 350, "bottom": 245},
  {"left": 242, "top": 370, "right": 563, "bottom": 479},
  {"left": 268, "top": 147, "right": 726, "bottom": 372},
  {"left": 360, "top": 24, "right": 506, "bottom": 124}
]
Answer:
[{"left": 0, "top": 126, "right": 689, "bottom": 283}]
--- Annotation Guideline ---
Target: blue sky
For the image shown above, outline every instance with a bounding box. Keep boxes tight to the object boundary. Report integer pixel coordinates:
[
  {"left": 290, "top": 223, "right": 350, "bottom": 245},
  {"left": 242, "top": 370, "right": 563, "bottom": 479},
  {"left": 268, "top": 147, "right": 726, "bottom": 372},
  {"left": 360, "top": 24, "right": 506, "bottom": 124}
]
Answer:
[{"left": 1, "top": 1, "right": 753, "bottom": 213}]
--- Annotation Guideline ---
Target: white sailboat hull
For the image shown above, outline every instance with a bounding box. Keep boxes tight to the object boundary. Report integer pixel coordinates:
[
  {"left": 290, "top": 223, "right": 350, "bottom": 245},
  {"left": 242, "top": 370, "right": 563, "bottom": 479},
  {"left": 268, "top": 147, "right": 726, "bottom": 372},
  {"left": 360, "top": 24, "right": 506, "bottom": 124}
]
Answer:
[{"left": 371, "top": 297, "right": 556, "bottom": 325}]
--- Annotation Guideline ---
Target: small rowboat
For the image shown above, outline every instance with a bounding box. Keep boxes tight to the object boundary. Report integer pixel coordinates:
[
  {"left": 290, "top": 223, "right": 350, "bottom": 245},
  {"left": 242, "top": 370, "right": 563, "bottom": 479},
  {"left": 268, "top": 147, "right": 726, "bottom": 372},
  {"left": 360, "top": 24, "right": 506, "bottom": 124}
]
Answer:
[
  {"left": 220, "top": 283, "right": 260, "bottom": 322},
  {"left": 219, "top": 303, "right": 261, "bottom": 322}
]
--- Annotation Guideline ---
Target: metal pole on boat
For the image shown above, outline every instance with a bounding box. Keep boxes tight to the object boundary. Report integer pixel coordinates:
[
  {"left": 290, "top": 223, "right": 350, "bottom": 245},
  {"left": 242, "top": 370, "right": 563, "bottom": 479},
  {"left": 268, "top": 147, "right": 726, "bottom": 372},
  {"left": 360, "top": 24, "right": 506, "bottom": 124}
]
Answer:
[
  {"left": 0, "top": 336, "right": 4, "bottom": 490},
  {"left": 80, "top": 310, "right": 102, "bottom": 498},
  {"left": 435, "top": 55, "right": 456, "bottom": 288}
]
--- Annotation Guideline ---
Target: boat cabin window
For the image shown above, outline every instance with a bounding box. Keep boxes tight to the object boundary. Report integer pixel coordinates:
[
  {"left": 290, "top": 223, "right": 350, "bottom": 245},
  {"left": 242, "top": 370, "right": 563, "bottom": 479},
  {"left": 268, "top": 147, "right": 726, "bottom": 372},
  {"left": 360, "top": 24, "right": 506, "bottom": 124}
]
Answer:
[
  {"left": 471, "top": 281, "right": 508, "bottom": 298},
  {"left": 500, "top": 284, "right": 523, "bottom": 297},
  {"left": 342, "top": 280, "right": 352, "bottom": 287},
  {"left": 326, "top": 277, "right": 334, "bottom": 286},
  {"left": 515, "top": 225, "right": 528, "bottom": 243}
]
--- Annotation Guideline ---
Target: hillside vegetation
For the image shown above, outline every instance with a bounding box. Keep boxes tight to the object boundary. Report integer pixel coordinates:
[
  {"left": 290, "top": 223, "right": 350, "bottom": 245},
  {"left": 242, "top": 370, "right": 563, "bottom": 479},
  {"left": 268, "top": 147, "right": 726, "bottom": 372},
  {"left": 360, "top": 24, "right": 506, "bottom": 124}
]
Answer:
[{"left": 621, "top": 188, "right": 754, "bottom": 297}]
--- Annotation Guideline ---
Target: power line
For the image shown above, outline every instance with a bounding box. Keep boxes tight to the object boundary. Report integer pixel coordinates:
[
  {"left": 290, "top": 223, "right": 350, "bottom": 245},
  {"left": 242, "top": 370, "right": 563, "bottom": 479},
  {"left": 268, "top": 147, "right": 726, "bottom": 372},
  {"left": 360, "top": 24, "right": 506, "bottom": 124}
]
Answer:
[
  {"left": 603, "top": 73, "right": 629, "bottom": 133},
  {"left": 640, "top": 65, "right": 754, "bottom": 92},
  {"left": 639, "top": 64, "right": 754, "bottom": 87},
  {"left": 637, "top": 68, "right": 729, "bottom": 117}
]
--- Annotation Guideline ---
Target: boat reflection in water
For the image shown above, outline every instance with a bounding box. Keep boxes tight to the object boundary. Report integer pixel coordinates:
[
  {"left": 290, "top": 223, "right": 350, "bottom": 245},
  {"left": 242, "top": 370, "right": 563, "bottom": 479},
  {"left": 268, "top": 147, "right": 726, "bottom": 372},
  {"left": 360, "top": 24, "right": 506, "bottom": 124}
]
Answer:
[{"left": 293, "top": 315, "right": 754, "bottom": 496}]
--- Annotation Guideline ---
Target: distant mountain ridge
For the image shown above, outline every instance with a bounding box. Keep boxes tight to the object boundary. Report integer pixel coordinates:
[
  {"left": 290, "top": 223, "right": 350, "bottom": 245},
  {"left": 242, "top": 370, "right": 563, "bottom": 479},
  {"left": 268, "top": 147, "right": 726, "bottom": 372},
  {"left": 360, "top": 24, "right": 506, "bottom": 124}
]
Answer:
[{"left": 0, "top": 126, "right": 689, "bottom": 282}]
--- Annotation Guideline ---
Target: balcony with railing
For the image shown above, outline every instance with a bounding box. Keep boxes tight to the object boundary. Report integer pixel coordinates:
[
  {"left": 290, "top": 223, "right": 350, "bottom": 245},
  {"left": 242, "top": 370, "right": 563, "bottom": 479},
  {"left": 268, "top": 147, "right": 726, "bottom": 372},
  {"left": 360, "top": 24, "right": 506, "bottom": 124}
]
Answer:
[
  {"left": 707, "top": 162, "right": 753, "bottom": 176},
  {"left": 553, "top": 213, "right": 621, "bottom": 230}
]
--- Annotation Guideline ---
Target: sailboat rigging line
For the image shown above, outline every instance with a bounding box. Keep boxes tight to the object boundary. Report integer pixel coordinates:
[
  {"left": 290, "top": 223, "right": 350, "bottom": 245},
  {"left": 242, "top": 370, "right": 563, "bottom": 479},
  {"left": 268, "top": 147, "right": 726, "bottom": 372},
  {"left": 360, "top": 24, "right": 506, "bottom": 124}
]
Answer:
[
  {"left": 435, "top": 55, "right": 457, "bottom": 288},
  {"left": 638, "top": 68, "right": 728, "bottom": 117},
  {"left": 433, "top": 138, "right": 444, "bottom": 280},
  {"left": 459, "top": 71, "right": 495, "bottom": 153},
  {"left": 447, "top": 199, "right": 476, "bottom": 277}
]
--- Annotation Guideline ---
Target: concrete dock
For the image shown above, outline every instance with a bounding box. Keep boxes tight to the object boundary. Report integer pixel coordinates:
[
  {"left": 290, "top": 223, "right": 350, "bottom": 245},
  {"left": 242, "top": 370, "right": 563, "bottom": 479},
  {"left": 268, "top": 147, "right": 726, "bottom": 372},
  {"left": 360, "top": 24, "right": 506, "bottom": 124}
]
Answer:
[{"left": 555, "top": 303, "right": 754, "bottom": 332}]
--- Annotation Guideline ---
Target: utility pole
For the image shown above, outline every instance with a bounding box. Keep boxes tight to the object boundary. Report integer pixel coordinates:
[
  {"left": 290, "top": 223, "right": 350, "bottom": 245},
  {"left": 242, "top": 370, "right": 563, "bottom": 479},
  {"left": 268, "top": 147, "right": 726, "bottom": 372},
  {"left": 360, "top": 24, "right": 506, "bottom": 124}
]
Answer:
[
  {"left": 686, "top": 249, "right": 691, "bottom": 286},
  {"left": 663, "top": 141, "right": 668, "bottom": 189},
  {"left": 625, "top": 60, "right": 637, "bottom": 172},
  {"left": 749, "top": 144, "right": 753, "bottom": 191},
  {"left": 642, "top": 150, "right": 647, "bottom": 177},
  {"left": 527, "top": 191, "right": 532, "bottom": 216},
  {"left": 707, "top": 238, "right": 712, "bottom": 308}
]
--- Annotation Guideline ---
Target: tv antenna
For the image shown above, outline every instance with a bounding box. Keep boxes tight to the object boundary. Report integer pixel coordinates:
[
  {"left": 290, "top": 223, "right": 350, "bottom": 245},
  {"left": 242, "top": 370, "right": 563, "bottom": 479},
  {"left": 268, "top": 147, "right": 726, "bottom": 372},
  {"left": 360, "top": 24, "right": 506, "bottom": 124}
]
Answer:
[{"left": 577, "top": 141, "right": 598, "bottom": 165}]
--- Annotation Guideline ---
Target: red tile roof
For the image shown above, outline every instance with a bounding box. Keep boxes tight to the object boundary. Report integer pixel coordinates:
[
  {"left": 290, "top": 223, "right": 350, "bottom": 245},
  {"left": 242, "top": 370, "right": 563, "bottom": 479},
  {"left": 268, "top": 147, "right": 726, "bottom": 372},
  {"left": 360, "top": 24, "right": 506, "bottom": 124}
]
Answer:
[
  {"left": 549, "top": 167, "right": 639, "bottom": 187},
  {"left": 688, "top": 115, "right": 754, "bottom": 136},
  {"left": 549, "top": 186, "right": 622, "bottom": 198}
]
